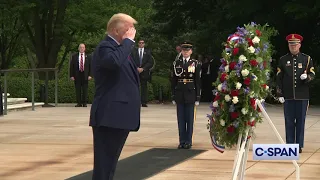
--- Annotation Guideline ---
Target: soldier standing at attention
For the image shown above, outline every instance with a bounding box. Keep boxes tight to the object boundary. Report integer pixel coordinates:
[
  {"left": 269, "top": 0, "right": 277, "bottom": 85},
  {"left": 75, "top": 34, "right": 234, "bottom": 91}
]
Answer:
[
  {"left": 171, "top": 41, "right": 202, "bottom": 149},
  {"left": 276, "top": 34, "right": 316, "bottom": 153}
]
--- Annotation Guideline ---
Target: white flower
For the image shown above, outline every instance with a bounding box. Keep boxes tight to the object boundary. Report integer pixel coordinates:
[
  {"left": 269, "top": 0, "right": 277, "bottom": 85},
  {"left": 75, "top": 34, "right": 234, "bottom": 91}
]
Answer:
[
  {"left": 212, "top": 101, "right": 219, "bottom": 107},
  {"left": 225, "top": 95, "right": 231, "bottom": 102},
  {"left": 232, "top": 96, "right": 239, "bottom": 104},
  {"left": 235, "top": 82, "right": 242, "bottom": 89},
  {"left": 248, "top": 46, "right": 255, "bottom": 53},
  {"left": 225, "top": 65, "right": 229, "bottom": 72},
  {"left": 217, "top": 84, "right": 222, "bottom": 91},
  {"left": 252, "top": 36, "right": 260, "bottom": 44},
  {"left": 220, "top": 119, "right": 225, "bottom": 126},
  {"left": 241, "top": 69, "right": 249, "bottom": 77},
  {"left": 252, "top": 74, "right": 258, "bottom": 81},
  {"left": 239, "top": 55, "right": 247, "bottom": 62},
  {"left": 241, "top": 108, "right": 248, "bottom": 115},
  {"left": 265, "top": 85, "right": 269, "bottom": 90}
]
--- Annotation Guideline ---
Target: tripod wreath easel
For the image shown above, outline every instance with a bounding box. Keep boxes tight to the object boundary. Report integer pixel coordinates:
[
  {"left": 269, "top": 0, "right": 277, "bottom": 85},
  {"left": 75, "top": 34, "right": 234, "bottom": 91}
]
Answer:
[{"left": 231, "top": 99, "right": 300, "bottom": 180}]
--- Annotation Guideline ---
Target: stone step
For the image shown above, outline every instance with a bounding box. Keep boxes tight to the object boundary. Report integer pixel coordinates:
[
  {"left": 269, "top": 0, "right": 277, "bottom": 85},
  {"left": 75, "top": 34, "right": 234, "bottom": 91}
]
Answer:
[
  {"left": 7, "top": 102, "right": 45, "bottom": 113},
  {"left": 3, "top": 98, "right": 28, "bottom": 105}
]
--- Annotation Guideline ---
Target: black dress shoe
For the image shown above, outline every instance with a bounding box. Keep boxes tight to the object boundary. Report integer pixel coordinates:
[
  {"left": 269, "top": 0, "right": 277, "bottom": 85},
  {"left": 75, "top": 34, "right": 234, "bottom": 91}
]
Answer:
[
  {"left": 83, "top": 104, "right": 87, "bottom": 107},
  {"left": 299, "top": 148, "right": 302, "bottom": 153},
  {"left": 183, "top": 143, "right": 191, "bottom": 149},
  {"left": 178, "top": 144, "right": 184, "bottom": 149},
  {"left": 75, "top": 104, "right": 82, "bottom": 107},
  {"left": 142, "top": 104, "right": 148, "bottom": 107}
]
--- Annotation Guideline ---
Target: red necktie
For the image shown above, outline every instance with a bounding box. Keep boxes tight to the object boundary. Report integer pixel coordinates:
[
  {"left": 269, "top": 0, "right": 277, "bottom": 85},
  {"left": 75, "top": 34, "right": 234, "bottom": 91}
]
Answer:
[{"left": 80, "top": 54, "right": 84, "bottom": 72}]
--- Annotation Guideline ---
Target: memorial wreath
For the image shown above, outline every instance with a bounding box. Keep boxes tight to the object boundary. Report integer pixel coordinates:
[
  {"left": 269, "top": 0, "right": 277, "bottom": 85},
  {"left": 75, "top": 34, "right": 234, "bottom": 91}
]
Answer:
[{"left": 207, "top": 22, "right": 278, "bottom": 152}]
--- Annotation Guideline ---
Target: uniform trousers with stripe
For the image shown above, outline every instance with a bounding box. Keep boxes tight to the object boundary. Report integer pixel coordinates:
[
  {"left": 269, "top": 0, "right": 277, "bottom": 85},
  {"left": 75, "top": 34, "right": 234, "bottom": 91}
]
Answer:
[
  {"left": 176, "top": 103, "right": 195, "bottom": 145},
  {"left": 283, "top": 99, "right": 308, "bottom": 148}
]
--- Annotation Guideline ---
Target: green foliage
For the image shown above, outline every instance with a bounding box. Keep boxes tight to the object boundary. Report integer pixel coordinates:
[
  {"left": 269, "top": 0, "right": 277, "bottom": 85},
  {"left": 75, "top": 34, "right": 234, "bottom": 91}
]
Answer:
[
  {"left": 2, "top": 75, "right": 172, "bottom": 104},
  {"left": 208, "top": 23, "right": 278, "bottom": 148}
]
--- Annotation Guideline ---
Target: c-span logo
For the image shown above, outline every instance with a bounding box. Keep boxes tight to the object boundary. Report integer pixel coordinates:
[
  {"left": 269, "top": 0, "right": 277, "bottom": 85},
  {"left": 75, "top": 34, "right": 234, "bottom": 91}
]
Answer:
[{"left": 253, "top": 144, "right": 299, "bottom": 160}]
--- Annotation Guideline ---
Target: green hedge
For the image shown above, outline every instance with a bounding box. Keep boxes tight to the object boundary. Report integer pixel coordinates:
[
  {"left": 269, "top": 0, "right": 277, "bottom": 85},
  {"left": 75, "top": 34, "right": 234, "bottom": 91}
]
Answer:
[{"left": 2, "top": 75, "right": 170, "bottom": 103}]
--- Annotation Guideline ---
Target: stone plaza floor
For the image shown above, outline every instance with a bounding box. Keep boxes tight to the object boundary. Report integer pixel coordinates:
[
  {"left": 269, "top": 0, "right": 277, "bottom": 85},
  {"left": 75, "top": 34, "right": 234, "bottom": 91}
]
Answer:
[{"left": 0, "top": 103, "right": 319, "bottom": 180}]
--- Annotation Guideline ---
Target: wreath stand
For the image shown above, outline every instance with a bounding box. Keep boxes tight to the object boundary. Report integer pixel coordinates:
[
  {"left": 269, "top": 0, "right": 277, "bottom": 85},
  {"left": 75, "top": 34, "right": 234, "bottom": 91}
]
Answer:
[{"left": 231, "top": 99, "right": 300, "bottom": 180}]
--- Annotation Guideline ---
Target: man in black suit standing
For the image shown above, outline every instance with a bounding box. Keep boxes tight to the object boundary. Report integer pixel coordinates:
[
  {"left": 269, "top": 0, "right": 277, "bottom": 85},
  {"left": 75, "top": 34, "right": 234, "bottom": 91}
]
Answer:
[
  {"left": 69, "top": 43, "right": 92, "bottom": 107},
  {"left": 131, "top": 39, "right": 154, "bottom": 107}
]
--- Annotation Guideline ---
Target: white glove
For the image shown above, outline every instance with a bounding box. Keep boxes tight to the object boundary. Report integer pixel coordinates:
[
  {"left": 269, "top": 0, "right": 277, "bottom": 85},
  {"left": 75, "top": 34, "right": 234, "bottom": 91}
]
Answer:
[
  {"left": 195, "top": 101, "right": 199, "bottom": 106},
  {"left": 172, "top": 101, "right": 176, "bottom": 105},
  {"left": 300, "top": 73, "right": 307, "bottom": 80},
  {"left": 278, "top": 97, "right": 285, "bottom": 103}
]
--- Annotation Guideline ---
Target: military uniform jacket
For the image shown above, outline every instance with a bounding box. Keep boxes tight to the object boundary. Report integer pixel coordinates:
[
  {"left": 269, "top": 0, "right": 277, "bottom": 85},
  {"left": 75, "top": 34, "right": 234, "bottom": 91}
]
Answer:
[
  {"left": 171, "top": 57, "right": 202, "bottom": 103},
  {"left": 276, "top": 53, "right": 316, "bottom": 100}
]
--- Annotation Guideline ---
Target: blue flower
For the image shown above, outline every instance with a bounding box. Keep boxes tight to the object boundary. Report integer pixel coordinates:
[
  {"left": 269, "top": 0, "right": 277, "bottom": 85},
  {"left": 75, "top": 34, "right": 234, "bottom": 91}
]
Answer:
[
  {"left": 244, "top": 87, "right": 250, "bottom": 94},
  {"left": 229, "top": 104, "right": 235, "bottom": 112},
  {"left": 233, "top": 121, "right": 239, "bottom": 128},
  {"left": 255, "top": 47, "right": 261, "bottom": 53},
  {"left": 259, "top": 63, "right": 264, "bottom": 70},
  {"left": 251, "top": 22, "right": 257, "bottom": 26},
  {"left": 219, "top": 65, "right": 225, "bottom": 72}
]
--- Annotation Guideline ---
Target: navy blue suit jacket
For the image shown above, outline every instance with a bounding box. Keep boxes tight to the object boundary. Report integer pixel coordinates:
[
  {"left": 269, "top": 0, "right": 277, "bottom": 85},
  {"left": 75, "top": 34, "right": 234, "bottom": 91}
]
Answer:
[{"left": 90, "top": 36, "right": 141, "bottom": 131}]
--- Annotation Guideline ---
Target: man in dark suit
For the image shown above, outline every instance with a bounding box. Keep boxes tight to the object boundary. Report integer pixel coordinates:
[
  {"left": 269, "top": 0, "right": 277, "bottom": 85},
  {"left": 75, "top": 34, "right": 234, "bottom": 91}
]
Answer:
[
  {"left": 89, "top": 13, "right": 140, "bottom": 180},
  {"left": 69, "top": 43, "right": 92, "bottom": 107},
  {"left": 131, "top": 39, "right": 154, "bottom": 107}
]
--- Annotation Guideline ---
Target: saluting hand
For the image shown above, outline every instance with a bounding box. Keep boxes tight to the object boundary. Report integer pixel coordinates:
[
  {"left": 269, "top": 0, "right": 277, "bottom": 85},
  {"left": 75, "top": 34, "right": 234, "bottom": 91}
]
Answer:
[{"left": 123, "top": 27, "right": 136, "bottom": 41}]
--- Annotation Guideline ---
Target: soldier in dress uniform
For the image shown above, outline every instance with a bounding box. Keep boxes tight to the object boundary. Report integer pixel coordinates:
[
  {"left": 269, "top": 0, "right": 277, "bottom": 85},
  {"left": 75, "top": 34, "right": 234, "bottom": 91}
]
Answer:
[
  {"left": 171, "top": 41, "right": 202, "bottom": 149},
  {"left": 276, "top": 34, "right": 316, "bottom": 153}
]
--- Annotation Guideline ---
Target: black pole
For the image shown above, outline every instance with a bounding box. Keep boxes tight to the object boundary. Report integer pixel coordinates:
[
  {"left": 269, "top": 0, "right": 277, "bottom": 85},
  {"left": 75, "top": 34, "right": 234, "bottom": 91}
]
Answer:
[
  {"left": 42, "top": 71, "right": 54, "bottom": 107},
  {"left": 159, "top": 85, "right": 163, "bottom": 104}
]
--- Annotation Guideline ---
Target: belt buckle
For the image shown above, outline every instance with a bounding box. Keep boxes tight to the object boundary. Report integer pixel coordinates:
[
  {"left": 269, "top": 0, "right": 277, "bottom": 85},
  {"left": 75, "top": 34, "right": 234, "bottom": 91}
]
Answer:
[{"left": 183, "top": 79, "right": 187, "bottom": 83}]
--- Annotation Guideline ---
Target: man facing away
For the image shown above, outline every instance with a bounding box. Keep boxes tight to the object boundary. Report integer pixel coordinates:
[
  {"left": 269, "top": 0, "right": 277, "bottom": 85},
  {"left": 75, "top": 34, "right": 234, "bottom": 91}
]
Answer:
[
  {"left": 276, "top": 34, "right": 316, "bottom": 153},
  {"left": 131, "top": 39, "right": 154, "bottom": 107},
  {"left": 171, "top": 41, "right": 202, "bottom": 149},
  {"left": 69, "top": 43, "right": 92, "bottom": 107},
  {"left": 89, "top": 13, "right": 140, "bottom": 180}
]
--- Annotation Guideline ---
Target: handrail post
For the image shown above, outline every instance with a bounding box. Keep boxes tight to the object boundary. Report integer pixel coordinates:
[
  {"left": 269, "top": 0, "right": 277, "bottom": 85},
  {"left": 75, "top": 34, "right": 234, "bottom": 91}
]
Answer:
[
  {"left": 55, "top": 69, "right": 58, "bottom": 107},
  {"left": 31, "top": 72, "right": 35, "bottom": 111},
  {"left": 4, "top": 72, "right": 7, "bottom": 115},
  {"left": 45, "top": 71, "right": 49, "bottom": 105}
]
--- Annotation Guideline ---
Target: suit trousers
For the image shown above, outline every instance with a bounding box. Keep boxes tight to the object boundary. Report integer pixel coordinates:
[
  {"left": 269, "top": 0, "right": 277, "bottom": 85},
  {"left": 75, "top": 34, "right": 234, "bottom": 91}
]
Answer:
[
  {"left": 140, "top": 79, "right": 148, "bottom": 104},
  {"left": 92, "top": 126, "right": 129, "bottom": 180},
  {"left": 176, "top": 103, "right": 195, "bottom": 145},
  {"left": 74, "top": 72, "right": 88, "bottom": 105},
  {"left": 284, "top": 100, "right": 308, "bottom": 148}
]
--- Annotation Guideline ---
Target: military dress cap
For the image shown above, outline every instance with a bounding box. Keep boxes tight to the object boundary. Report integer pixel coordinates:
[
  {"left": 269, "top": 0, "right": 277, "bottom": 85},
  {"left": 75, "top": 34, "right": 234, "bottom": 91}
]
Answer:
[
  {"left": 181, "top": 41, "right": 193, "bottom": 49},
  {"left": 286, "top": 34, "right": 303, "bottom": 44}
]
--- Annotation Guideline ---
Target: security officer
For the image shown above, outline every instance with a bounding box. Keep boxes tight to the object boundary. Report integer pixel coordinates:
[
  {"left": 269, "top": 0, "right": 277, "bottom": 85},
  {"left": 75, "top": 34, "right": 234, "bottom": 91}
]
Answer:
[
  {"left": 171, "top": 41, "right": 201, "bottom": 149},
  {"left": 276, "top": 34, "right": 316, "bottom": 153}
]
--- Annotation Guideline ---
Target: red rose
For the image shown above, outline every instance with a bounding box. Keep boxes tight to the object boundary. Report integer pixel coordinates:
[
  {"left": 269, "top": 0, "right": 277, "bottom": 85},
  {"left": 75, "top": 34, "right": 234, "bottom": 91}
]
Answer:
[
  {"left": 231, "top": 112, "right": 239, "bottom": 119},
  {"left": 250, "top": 98, "right": 256, "bottom": 109},
  {"left": 227, "top": 125, "right": 235, "bottom": 133},
  {"left": 247, "top": 120, "right": 256, "bottom": 126},
  {"left": 261, "top": 84, "right": 267, "bottom": 89},
  {"left": 222, "top": 61, "right": 227, "bottom": 66},
  {"left": 231, "top": 90, "right": 239, "bottom": 97},
  {"left": 214, "top": 94, "right": 220, "bottom": 101},
  {"left": 244, "top": 77, "right": 251, "bottom": 86},
  {"left": 220, "top": 73, "right": 227, "bottom": 82},
  {"left": 232, "top": 48, "right": 239, "bottom": 55},
  {"left": 250, "top": 59, "right": 258, "bottom": 66},
  {"left": 229, "top": 62, "right": 237, "bottom": 70},
  {"left": 246, "top": 38, "right": 254, "bottom": 46},
  {"left": 256, "top": 29, "right": 262, "bottom": 36}
]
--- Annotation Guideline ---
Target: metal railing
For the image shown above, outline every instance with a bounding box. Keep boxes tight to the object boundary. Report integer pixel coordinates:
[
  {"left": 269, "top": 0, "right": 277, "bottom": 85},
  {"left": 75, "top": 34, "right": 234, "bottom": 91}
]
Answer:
[{"left": 0, "top": 68, "right": 58, "bottom": 115}]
